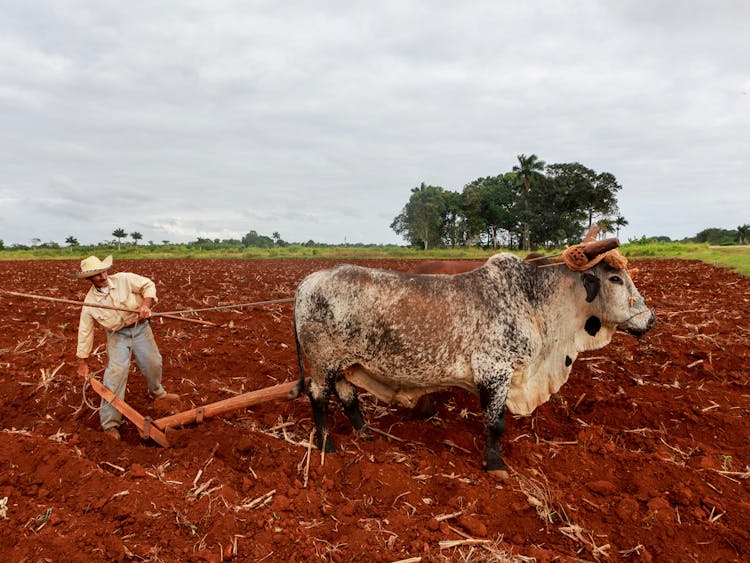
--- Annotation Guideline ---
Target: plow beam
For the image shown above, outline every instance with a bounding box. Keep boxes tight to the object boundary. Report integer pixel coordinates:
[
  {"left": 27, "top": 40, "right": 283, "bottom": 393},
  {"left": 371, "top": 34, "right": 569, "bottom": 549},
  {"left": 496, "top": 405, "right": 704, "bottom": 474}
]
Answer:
[
  {"left": 88, "top": 377, "right": 170, "bottom": 447},
  {"left": 153, "top": 380, "right": 300, "bottom": 431}
]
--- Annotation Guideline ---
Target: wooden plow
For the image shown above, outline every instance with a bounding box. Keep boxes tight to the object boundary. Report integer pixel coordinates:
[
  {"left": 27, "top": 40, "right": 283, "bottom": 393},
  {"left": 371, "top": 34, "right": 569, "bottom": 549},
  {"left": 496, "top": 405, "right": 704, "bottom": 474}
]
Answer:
[
  {"left": 0, "top": 289, "right": 301, "bottom": 446},
  {"left": 88, "top": 377, "right": 301, "bottom": 447},
  {"left": 69, "top": 293, "right": 301, "bottom": 446}
]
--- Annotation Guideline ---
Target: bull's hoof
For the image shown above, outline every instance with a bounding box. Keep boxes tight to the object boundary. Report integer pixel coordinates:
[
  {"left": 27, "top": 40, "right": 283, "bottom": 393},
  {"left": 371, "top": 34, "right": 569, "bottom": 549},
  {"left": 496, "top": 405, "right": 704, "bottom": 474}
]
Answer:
[
  {"left": 317, "top": 435, "right": 337, "bottom": 453},
  {"left": 413, "top": 395, "right": 435, "bottom": 419},
  {"left": 487, "top": 469, "right": 510, "bottom": 481},
  {"left": 484, "top": 455, "right": 507, "bottom": 473}
]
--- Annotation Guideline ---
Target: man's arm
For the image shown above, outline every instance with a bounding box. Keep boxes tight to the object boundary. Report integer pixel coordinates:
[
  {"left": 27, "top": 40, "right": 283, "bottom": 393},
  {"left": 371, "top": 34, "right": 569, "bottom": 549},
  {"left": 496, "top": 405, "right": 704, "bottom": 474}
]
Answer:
[
  {"left": 128, "top": 273, "right": 158, "bottom": 301},
  {"left": 125, "top": 273, "right": 158, "bottom": 317},
  {"left": 77, "top": 357, "right": 89, "bottom": 379},
  {"left": 76, "top": 307, "right": 95, "bottom": 379},
  {"left": 139, "top": 296, "right": 154, "bottom": 318},
  {"left": 76, "top": 307, "right": 95, "bottom": 358}
]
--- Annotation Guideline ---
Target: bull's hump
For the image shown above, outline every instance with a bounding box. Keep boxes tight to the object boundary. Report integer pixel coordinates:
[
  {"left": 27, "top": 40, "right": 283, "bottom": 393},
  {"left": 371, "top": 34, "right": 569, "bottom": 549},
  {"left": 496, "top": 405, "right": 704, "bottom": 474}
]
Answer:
[{"left": 487, "top": 252, "right": 522, "bottom": 266}]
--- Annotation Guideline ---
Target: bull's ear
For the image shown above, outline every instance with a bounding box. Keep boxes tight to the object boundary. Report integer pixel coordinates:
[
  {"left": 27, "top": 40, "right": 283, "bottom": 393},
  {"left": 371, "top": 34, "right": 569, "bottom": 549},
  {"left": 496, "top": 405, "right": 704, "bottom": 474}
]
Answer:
[{"left": 581, "top": 272, "right": 600, "bottom": 302}]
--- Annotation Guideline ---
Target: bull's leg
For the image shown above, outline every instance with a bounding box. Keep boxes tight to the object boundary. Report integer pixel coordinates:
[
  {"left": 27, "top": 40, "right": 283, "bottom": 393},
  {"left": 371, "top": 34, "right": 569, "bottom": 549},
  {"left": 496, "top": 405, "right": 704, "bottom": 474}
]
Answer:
[
  {"left": 334, "top": 379, "right": 372, "bottom": 440},
  {"left": 413, "top": 394, "right": 435, "bottom": 419},
  {"left": 308, "top": 378, "right": 337, "bottom": 453},
  {"left": 479, "top": 383, "right": 508, "bottom": 471}
]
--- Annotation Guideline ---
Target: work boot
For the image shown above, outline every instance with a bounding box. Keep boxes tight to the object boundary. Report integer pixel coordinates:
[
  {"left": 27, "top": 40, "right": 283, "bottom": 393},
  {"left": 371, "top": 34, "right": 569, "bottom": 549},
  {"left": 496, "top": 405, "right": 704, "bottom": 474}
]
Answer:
[
  {"left": 152, "top": 390, "right": 179, "bottom": 405},
  {"left": 103, "top": 427, "right": 121, "bottom": 441}
]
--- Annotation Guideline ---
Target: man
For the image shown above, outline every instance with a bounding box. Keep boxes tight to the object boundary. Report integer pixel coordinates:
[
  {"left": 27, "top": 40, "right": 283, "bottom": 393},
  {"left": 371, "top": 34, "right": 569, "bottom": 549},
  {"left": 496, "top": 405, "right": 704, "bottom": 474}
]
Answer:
[{"left": 72, "top": 255, "right": 178, "bottom": 440}]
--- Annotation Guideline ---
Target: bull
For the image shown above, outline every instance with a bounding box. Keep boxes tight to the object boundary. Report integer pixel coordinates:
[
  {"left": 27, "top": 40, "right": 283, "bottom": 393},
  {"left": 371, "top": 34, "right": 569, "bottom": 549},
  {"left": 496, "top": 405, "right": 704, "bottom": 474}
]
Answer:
[{"left": 292, "top": 238, "right": 655, "bottom": 473}]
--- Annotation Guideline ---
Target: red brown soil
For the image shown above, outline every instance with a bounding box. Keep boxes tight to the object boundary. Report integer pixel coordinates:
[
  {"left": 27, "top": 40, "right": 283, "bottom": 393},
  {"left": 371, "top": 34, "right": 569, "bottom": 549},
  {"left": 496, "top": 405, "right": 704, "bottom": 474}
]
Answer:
[{"left": 0, "top": 258, "right": 748, "bottom": 562}]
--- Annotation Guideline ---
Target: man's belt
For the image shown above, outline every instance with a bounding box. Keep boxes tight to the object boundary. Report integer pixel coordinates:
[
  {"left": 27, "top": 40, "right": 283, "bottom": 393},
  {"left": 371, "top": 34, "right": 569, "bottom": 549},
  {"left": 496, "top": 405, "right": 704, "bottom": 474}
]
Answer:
[{"left": 121, "top": 318, "right": 149, "bottom": 331}]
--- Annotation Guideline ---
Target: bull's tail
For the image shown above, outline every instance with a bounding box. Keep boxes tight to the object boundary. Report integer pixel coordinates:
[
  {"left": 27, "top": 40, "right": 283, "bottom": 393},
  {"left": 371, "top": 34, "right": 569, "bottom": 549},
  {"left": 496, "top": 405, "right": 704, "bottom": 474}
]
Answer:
[{"left": 289, "top": 313, "right": 307, "bottom": 399}]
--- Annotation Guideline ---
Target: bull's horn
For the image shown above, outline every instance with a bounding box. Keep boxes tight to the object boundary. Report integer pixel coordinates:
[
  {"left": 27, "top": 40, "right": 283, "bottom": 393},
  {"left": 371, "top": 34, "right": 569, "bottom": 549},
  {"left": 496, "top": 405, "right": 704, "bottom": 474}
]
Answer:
[
  {"left": 580, "top": 237, "right": 620, "bottom": 258},
  {"left": 583, "top": 225, "right": 600, "bottom": 243}
]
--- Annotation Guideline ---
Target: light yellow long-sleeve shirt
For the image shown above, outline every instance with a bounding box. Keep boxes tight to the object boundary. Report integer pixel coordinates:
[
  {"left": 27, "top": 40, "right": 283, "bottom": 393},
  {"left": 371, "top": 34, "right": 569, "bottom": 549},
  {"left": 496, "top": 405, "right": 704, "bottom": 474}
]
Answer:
[{"left": 76, "top": 272, "right": 159, "bottom": 358}]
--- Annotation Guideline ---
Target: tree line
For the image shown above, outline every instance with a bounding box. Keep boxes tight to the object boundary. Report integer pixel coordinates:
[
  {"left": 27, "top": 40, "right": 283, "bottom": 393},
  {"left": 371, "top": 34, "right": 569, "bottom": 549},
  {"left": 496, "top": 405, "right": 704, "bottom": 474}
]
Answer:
[
  {"left": 2, "top": 168, "right": 748, "bottom": 251},
  {"left": 391, "top": 154, "right": 627, "bottom": 250},
  {"left": 693, "top": 226, "right": 750, "bottom": 246},
  {"left": 0, "top": 229, "right": 293, "bottom": 251}
]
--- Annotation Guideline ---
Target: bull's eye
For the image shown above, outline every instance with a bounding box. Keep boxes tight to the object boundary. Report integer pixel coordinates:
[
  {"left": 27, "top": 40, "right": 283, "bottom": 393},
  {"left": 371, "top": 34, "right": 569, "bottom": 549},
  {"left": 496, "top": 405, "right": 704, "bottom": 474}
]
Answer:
[{"left": 609, "top": 275, "right": 624, "bottom": 285}]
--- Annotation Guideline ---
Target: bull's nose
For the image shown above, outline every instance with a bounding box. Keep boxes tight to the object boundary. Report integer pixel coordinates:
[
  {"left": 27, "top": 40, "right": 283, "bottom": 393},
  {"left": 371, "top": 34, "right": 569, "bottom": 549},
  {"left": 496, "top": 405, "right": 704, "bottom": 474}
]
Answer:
[{"left": 625, "top": 309, "right": 656, "bottom": 337}]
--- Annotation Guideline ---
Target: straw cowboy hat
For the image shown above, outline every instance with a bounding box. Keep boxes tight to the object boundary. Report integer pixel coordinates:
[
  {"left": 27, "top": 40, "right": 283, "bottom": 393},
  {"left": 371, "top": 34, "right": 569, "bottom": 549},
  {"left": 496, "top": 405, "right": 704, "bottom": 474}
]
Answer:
[{"left": 70, "top": 255, "right": 113, "bottom": 279}]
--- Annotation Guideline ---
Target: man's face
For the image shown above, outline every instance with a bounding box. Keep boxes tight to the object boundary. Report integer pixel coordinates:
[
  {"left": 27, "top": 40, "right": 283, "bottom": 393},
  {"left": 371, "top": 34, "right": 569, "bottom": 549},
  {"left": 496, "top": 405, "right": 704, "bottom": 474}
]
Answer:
[{"left": 88, "top": 270, "right": 109, "bottom": 288}]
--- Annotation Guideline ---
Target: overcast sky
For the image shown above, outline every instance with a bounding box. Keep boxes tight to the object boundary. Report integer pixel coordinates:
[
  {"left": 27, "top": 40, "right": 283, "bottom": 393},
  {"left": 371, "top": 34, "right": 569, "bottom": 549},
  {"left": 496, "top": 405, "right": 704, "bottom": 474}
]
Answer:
[{"left": 1, "top": 1, "right": 748, "bottom": 246}]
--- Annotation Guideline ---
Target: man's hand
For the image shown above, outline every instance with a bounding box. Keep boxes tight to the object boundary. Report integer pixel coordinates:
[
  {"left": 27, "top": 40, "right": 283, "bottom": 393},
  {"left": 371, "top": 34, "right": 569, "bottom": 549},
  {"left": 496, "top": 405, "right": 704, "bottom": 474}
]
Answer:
[
  {"left": 139, "top": 297, "right": 154, "bottom": 319},
  {"left": 77, "top": 359, "right": 89, "bottom": 380}
]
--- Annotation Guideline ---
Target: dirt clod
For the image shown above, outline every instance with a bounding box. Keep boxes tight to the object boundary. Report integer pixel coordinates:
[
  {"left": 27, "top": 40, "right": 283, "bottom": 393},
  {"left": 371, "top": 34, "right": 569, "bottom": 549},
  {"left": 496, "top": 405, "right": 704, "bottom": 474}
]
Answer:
[{"left": 0, "top": 257, "right": 748, "bottom": 561}]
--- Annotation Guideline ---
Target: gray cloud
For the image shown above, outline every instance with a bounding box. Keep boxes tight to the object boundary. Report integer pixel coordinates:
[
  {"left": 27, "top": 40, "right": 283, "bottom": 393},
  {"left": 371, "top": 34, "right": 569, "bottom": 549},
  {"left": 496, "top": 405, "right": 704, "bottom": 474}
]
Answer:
[{"left": 1, "top": 1, "right": 748, "bottom": 246}]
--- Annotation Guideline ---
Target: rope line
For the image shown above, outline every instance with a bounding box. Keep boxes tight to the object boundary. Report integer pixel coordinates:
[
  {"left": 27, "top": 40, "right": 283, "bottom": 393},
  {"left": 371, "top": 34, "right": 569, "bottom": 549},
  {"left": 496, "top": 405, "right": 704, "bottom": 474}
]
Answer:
[
  {"left": 82, "top": 368, "right": 106, "bottom": 411},
  {"left": 157, "top": 296, "right": 295, "bottom": 316},
  {"left": 0, "top": 290, "right": 290, "bottom": 324}
]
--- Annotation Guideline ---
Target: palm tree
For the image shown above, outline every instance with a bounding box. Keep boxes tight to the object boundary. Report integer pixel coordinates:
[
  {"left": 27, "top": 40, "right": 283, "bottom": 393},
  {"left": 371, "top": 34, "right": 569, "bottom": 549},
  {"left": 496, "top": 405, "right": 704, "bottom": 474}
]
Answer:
[
  {"left": 64, "top": 236, "right": 79, "bottom": 252},
  {"left": 614, "top": 216, "right": 629, "bottom": 239},
  {"left": 596, "top": 218, "right": 615, "bottom": 238},
  {"left": 512, "top": 154, "right": 546, "bottom": 251},
  {"left": 737, "top": 224, "right": 750, "bottom": 245},
  {"left": 112, "top": 228, "right": 127, "bottom": 250},
  {"left": 130, "top": 231, "right": 143, "bottom": 246}
]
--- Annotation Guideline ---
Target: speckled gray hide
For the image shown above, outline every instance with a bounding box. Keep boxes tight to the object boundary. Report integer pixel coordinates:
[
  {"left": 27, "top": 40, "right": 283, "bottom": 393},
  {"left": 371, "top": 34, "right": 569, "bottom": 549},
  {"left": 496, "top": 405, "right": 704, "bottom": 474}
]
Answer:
[{"left": 294, "top": 253, "right": 654, "bottom": 416}]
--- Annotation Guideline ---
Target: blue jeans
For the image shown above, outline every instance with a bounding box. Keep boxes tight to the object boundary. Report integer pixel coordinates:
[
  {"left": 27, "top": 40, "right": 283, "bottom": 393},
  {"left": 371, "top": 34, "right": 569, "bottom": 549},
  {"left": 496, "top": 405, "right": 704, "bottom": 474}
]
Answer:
[{"left": 100, "top": 320, "right": 165, "bottom": 430}]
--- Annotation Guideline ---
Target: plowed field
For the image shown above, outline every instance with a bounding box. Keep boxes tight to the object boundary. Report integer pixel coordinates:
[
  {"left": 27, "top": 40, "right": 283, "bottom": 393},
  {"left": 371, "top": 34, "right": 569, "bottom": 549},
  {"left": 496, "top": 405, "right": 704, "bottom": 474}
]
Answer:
[{"left": 0, "top": 258, "right": 748, "bottom": 562}]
